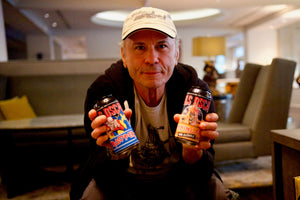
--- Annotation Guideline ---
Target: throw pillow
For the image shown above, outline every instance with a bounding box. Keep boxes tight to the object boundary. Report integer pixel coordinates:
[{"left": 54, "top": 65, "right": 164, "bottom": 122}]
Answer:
[{"left": 0, "top": 96, "right": 37, "bottom": 120}]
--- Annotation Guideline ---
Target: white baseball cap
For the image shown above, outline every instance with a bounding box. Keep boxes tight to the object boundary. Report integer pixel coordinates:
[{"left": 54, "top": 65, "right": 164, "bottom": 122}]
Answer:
[{"left": 122, "top": 7, "right": 177, "bottom": 40}]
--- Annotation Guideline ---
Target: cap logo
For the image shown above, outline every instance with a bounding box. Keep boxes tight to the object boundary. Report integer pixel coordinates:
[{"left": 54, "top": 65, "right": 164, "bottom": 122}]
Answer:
[
  {"left": 122, "top": 7, "right": 177, "bottom": 40},
  {"left": 132, "top": 10, "right": 170, "bottom": 22}
]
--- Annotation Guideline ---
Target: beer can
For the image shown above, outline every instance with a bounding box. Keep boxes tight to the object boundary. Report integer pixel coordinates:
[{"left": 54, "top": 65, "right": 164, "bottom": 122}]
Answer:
[
  {"left": 175, "top": 86, "right": 212, "bottom": 145},
  {"left": 93, "top": 94, "right": 139, "bottom": 154}
]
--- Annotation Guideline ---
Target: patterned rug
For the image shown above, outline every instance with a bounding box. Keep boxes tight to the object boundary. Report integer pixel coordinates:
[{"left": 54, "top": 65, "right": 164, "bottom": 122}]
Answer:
[
  {"left": 216, "top": 156, "right": 272, "bottom": 189},
  {"left": 0, "top": 156, "right": 272, "bottom": 199}
]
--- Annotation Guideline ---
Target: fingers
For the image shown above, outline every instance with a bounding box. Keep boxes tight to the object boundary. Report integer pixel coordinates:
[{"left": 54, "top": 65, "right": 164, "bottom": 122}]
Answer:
[
  {"left": 201, "top": 130, "right": 219, "bottom": 140},
  {"left": 91, "top": 115, "right": 106, "bottom": 130},
  {"left": 88, "top": 109, "right": 98, "bottom": 121},
  {"left": 196, "top": 130, "right": 218, "bottom": 150},
  {"left": 173, "top": 112, "right": 219, "bottom": 124},
  {"left": 95, "top": 134, "right": 110, "bottom": 147},
  {"left": 205, "top": 112, "right": 219, "bottom": 122},
  {"left": 89, "top": 107, "right": 132, "bottom": 148},
  {"left": 199, "top": 120, "right": 218, "bottom": 131},
  {"left": 91, "top": 125, "right": 107, "bottom": 139},
  {"left": 173, "top": 112, "right": 219, "bottom": 151},
  {"left": 197, "top": 140, "right": 211, "bottom": 150},
  {"left": 89, "top": 108, "right": 109, "bottom": 147}
]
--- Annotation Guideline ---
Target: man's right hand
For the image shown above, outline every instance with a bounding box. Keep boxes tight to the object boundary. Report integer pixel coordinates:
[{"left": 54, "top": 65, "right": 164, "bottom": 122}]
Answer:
[
  {"left": 89, "top": 109, "right": 110, "bottom": 147},
  {"left": 89, "top": 108, "right": 133, "bottom": 148}
]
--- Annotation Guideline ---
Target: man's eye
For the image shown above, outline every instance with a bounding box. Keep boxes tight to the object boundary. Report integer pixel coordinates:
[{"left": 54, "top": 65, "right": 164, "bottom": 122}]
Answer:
[
  {"left": 158, "top": 44, "right": 167, "bottom": 49},
  {"left": 135, "top": 46, "right": 145, "bottom": 50}
]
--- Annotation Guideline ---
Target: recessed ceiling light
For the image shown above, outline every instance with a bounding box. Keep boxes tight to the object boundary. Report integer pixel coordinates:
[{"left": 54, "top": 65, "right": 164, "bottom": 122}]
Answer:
[
  {"left": 52, "top": 22, "right": 58, "bottom": 28},
  {"left": 91, "top": 8, "right": 221, "bottom": 27},
  {"left": 44, "top": 13, "right": 50, "bottom": 19},
  {"left": 282, "top": 9, "right": 300, "bottom": 19}
]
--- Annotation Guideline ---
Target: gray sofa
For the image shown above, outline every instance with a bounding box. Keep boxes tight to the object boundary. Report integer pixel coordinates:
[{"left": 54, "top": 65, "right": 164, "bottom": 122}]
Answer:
[
  {"left": 4, "top": 74, "right": 99, "bottom": 164},
  {"left": 0, "top": 59, "right": 116, "bottom": 168},
  {"left": 0, "top": 59, "right": 117, "bottom": 197}
]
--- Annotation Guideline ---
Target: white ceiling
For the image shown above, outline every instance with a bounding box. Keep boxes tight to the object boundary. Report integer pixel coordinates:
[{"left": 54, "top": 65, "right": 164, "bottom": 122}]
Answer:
[{"left": 3, "top": 0, "right": 300, "bottom": 36}]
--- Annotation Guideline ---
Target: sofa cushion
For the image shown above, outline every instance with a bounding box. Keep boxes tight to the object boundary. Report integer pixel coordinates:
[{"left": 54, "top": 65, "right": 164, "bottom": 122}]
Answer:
[
  {"left": 7, "top": 74, "right": 99, "bottom": 116},
  {"left": 214, "top": 141, "right": 254, "bottom": 162},
  {"left": 215, "top": 123, "right": 251, "bottom": 144}
]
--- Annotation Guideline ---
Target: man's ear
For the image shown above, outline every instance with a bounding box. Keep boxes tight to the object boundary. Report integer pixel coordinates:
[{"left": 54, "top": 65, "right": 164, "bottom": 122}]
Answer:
[
  {"left": 121, "top": 46, "right": 127, "bottom": 68},
  {"left": 175, "top": 45, "right": 180, "bottom": 65}
]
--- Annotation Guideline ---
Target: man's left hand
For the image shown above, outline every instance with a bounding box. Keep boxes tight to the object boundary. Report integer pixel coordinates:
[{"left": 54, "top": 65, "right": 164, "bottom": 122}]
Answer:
[{"left": 173, "top": 113, "right": 219, "bottom": 164}]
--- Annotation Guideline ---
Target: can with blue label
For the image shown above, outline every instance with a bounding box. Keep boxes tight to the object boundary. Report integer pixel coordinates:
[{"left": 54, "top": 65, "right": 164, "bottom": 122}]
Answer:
[{"left": 94, "top": 94, "right": 139, "bottom": 155}]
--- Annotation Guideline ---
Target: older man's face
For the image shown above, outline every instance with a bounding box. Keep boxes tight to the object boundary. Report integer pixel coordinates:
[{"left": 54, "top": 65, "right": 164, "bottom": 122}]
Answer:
[{"left": 121, "top": 29, "right": 179, "bottom": 91}]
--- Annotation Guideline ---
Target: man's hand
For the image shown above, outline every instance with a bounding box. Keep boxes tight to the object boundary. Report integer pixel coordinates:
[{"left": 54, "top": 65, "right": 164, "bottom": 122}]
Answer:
[
  {"left": 174, "top": 113, "right": 219, "bottom": 164},
  {"left": 89, "top": 108, "right": 132, "bottom": 148}
]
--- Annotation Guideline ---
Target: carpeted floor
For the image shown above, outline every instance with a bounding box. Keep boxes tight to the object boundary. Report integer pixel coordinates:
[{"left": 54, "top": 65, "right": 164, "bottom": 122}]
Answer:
[
  {"left": 0, "top": 156, "right": 273, "bottom": 200},
  {"left": 216, "top": 156, "right": 272, "bottom": 189}
]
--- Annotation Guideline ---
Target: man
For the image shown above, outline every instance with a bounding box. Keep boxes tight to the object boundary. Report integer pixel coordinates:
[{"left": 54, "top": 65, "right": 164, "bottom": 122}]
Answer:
[{"left": 70, "top": 7, "right": 232, "bottom": 200}]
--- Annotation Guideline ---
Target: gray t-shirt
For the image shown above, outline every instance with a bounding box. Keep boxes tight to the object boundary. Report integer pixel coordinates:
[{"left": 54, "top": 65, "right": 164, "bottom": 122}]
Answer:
[{"left": 127, "top": 88, "right": 179, "bottom": 179}]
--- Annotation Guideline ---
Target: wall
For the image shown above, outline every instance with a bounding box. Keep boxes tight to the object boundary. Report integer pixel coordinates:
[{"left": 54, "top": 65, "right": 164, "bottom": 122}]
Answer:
[
  {"left": 0, "top": 0, "right": 7, "bottom": 61},
  {"left": 279, "top": 24, "right": 300, "bottom": 86},
  {"left": 177, "top": 27, "right": 239, "bottom": 78},
  {"left": 26, "top": 27, "right": 240, "bottom": 78},
  {"left": 0, "top": 59, "right": 117, "bottom": 76},
  {"left": 27, "top": 34, "right": 52, "bottom": 60},
  {"left": 246, "top": 27, "right": 278, "bottom": 65},
  {"left": 23, "top": 22, "right": 300, "bottom": 83}
]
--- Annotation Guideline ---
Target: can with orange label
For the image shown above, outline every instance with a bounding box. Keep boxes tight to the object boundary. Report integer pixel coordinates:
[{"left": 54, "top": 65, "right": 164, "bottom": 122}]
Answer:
[{"left": 175, "top": 86, "right": 212, "bottom": 145}]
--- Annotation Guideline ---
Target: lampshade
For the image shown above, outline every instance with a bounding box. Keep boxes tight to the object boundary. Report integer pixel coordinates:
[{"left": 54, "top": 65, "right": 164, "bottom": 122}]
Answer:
[{"left": 193, "top": 37, "right": 226, "bottom": 56}]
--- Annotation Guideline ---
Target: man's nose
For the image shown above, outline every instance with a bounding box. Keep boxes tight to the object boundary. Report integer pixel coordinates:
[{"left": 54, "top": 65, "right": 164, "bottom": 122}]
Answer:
[{"left": 145, "top": 47, "right": 159, "bottom": 64}]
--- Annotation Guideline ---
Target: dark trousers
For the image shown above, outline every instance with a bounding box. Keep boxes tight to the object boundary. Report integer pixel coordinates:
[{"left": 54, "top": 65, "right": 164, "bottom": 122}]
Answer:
[{"left": 79, "top": 173, "right": 232, "bottom": 200}]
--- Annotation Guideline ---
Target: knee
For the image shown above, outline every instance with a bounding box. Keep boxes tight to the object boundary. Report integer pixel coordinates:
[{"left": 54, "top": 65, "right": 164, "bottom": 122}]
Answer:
[{"left": 80, "top": 179, "right": 105, "bottom": 200}]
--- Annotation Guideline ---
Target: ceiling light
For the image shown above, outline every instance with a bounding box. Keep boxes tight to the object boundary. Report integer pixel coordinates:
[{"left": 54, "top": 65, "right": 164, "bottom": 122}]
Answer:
[
  {"left": 263, "top": 4, "right": 287, "bottom": 12},
  {"left": 44, "top": 13, "right": 50, "bottom": 19},
  {"left": 52, "top": 22, "right": 58, "bottom": 28},
  {"left": 93, "top": 11, "right": 128, "bottom": 22},
  {"left": 171, "top": 9, "right": 221, "bottom": 21},
  {"left": 91, "top": 8, "right": 221, "bottom": 27},
  {"left": 282, "top": 9, "right": 300, "bottom": 19}
]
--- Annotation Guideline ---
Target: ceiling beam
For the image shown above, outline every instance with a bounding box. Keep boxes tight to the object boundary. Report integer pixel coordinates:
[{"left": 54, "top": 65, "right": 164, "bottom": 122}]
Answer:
[{"left": 6, "top": 0, "right": 147, "bottom": 10}]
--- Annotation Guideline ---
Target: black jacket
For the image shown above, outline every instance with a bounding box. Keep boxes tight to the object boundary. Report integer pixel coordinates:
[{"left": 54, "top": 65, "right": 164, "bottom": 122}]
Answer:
[{"left": 70, "top": 60, "right": 216, "bottom": 199}]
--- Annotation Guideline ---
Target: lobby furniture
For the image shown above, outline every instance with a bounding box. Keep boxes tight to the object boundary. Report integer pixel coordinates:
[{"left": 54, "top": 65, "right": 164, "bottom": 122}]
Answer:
[
  {"left": 271, "top": 129, "right": 300, "bottom": 200},
  {"left": 215, "top": 58, "right": 296, "bottom": 162},
  {"left": 0, "top": 114, "right": 84, "bottom": 198},
  {"left": 213, "top": 93, "right": 232, "bottom": 122},
  {"left": 0, "top": 59, "right": 114, "bottom": 197}
]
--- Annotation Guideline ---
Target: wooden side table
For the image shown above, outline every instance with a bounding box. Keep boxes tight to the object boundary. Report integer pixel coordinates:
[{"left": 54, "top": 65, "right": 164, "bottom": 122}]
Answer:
[{"left": 271, "top": 129, "right": 300, "bottom": 200}]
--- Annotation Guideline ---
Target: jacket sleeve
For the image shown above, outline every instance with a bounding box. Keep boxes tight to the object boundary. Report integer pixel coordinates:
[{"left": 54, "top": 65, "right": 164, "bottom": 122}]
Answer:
[{"left": 83, "top": 72, "right": 131, "bottom": 182}]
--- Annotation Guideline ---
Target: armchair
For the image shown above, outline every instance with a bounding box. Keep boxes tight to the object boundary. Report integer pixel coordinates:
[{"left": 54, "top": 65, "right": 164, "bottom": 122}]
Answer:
[{"left": 214, "top": 58, "right": 296, "bottom": 162}]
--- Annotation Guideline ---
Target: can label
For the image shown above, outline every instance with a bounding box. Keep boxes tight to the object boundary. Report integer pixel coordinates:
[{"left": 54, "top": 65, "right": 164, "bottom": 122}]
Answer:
[
  {"left": 175, "top": 87, "right": 212, "bottom": 145},
  {"left": 95, "top": 98, "right": 139, "bottom": 154}
]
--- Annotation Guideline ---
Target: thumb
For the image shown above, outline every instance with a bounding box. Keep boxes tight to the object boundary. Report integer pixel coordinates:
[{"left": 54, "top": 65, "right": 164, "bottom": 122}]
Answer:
[
  {"left": 124, "top": 108, "right": 132, "bottom": 121},
  {"left": 173, "top": 114, "right": 181, "bottom": 123}
]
